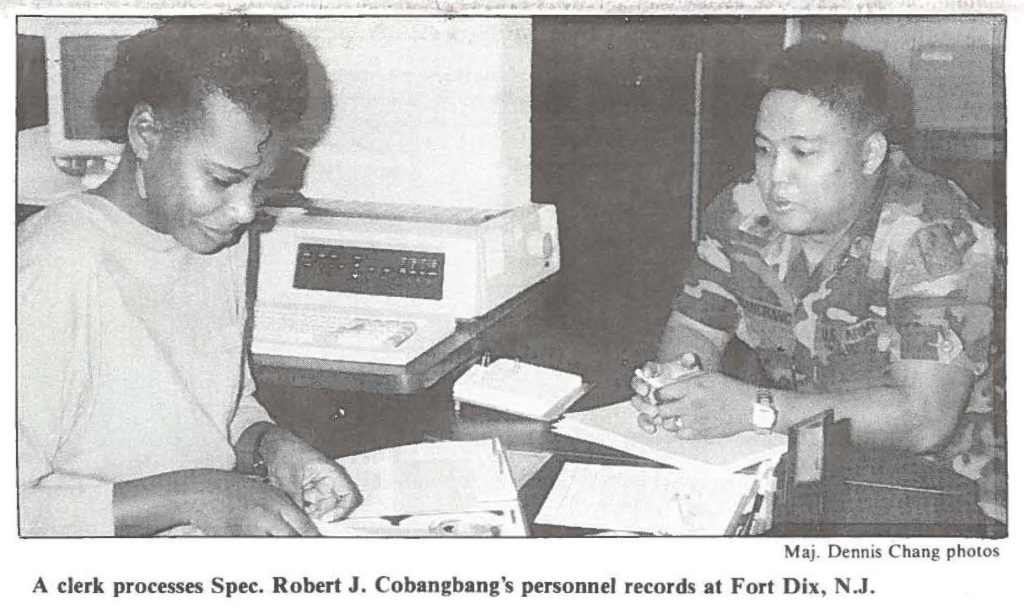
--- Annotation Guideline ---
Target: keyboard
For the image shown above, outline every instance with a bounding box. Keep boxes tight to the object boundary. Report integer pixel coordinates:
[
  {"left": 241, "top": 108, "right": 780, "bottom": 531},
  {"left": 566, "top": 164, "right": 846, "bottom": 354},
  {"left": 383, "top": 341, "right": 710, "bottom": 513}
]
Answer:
[{"left": 252, "top": 303, "right": 456, "bottom": 365}]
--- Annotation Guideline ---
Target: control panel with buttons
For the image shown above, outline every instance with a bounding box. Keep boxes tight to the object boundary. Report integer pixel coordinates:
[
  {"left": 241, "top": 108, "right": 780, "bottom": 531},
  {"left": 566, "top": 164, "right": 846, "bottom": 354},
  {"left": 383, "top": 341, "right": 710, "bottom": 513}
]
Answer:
[{"left": 292, "top": 243, "right": 445, "bottom": 300}]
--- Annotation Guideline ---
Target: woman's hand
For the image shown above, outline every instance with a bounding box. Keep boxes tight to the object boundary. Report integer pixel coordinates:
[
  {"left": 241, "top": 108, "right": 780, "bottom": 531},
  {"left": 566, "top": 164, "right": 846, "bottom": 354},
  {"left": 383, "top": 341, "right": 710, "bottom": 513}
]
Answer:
[
  {"left": 179, "top": 469, "right": 321, "bottom": 535},
  {"left": 630, "top": 371, "right": 755, "bottom": 439},
  {"left": 113, "top": 468, "right": 320, "bottom": 536},
  {"left": 259, "top": 428, "right": 362, "bottom": 523}
]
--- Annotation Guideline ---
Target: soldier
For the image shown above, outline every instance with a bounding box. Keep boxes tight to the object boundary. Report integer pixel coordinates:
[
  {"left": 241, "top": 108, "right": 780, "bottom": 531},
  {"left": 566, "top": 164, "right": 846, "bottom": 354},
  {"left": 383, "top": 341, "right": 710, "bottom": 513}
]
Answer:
[{"left": 634, "top": 41, "right": 1002, "bottom": 522}]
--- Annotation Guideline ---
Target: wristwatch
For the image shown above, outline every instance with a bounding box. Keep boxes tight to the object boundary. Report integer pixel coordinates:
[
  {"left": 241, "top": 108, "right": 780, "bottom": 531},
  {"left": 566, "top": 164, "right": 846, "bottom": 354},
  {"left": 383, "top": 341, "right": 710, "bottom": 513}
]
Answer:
[{"left": 751, "top": 389, "right": 778, "bottom": 433}]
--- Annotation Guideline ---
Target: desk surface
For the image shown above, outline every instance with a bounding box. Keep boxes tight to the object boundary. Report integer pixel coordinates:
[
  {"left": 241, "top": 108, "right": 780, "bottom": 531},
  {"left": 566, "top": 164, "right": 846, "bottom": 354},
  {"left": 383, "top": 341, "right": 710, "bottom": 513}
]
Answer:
[
  {"left": 254, "top": 314, "right": 731, "bottom": 537},
  {"left": 254, "top": 312, "right": 998, "bottom": 537},
  {"left": 444, "top": 406, "right": 671, "bottom": 537},
  {"left": 257, "top": 373, "right": 679, "bottom": 537}
]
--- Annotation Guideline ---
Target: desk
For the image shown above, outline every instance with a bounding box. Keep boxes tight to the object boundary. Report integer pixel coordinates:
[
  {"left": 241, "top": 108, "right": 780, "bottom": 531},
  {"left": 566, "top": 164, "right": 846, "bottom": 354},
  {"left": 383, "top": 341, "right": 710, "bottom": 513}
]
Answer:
[
  {"left": 253, "top": 314, "right": 731, "bottom": 536},
  {"left": 442, "top": 405, "right": 668, "bottom": 537},
  {"left": 254, "top": 313, "right": 997, "bottom": 537},
  {"left": 256, "top": 338, "right": 667, "bottom": 536}
]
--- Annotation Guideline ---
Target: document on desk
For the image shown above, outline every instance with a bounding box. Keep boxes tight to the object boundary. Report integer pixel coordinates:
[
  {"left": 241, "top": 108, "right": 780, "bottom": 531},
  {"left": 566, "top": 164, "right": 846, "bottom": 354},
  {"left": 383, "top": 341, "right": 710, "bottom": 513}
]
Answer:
[
  {"left": 316, "top": 439, "right": 527, "bottom": 537},
  {"left": 535, "top": 463, "right": 756, "bottom": 535},
  {"left": 552, "top": 401, "right": 787, "bottom": 474}
]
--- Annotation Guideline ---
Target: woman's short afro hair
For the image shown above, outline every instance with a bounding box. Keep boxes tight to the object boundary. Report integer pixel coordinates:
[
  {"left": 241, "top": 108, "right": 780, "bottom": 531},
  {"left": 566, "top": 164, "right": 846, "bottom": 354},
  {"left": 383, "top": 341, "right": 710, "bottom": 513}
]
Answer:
[{"left": 95, "top": 17, "right": 309, "bottom": 143}]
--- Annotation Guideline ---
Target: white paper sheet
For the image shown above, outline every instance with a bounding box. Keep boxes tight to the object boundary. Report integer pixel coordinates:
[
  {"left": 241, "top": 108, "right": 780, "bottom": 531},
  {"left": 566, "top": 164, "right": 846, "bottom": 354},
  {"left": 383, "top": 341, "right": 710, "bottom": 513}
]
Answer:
[
  {"left": 553, "top": 401, "right": 788, "bottom": 473},
  {"left": 332, "top": 439, "right": 518, "bottom": 518},
  {"left": 535, "top": 463, "right": 756, "bottom": 535}
]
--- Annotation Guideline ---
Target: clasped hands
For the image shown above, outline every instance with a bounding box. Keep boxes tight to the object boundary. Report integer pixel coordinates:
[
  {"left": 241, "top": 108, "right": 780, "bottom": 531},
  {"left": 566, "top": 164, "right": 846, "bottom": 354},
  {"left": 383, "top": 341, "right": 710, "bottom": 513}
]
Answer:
[
  {"left": 258, "top": 426, "right": 363, "bottom": 523},
  {"left": 187, "top": 426, "right": 361, "bottom": 536},
  {"left": 629, "top": 356, "right": 755, "bottom": 440}
]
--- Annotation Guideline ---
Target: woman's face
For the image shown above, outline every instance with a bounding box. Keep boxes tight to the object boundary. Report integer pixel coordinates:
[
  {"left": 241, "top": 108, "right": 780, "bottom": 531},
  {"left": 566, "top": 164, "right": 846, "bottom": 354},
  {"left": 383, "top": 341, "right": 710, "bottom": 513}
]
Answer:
[{"left": 142, "top": 92, "right": 280, "bottom": 254}]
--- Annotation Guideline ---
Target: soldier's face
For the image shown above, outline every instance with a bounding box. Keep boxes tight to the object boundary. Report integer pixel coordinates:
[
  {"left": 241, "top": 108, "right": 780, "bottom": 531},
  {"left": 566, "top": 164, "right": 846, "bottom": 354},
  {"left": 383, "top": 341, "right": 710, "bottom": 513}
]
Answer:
[{"left": 754, "top": 89, "right": 872, "bottom": 237}]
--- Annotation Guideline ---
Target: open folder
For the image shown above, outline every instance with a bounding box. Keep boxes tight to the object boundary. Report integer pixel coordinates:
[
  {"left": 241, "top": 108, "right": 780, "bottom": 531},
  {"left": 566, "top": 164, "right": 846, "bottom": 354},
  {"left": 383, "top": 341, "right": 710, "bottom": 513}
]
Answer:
[
  {"left": 316, "top": 439, "right": 528, "bottom": 537},
  {"left": 552, "top": 401, "right": 788, "bottom": 474}
]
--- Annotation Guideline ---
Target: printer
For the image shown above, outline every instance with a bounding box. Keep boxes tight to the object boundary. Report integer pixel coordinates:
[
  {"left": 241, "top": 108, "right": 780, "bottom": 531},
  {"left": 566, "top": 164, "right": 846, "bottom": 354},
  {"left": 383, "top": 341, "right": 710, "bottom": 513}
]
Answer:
[{"left": 252, "top": 200, "right": 560, "bottom": 366}]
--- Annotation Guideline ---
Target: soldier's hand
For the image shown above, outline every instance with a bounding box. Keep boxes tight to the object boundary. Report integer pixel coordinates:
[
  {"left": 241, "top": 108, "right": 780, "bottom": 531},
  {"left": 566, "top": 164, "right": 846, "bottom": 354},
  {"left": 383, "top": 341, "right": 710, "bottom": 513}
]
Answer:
[{"left": 650, "top": 371, "right": 754, "bottom": 439}]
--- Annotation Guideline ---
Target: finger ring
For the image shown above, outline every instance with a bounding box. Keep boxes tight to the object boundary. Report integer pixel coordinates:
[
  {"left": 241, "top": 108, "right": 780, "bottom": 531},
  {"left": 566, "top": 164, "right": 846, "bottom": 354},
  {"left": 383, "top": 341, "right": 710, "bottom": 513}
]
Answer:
[
  {"left": 631, "top": 375, "right": 651, "bottom": 397},
  {"left": 662, "top": 416, "right": 683, "bottom": 432},
  {"left": 637, "top": 413, "right": 659, "bottom": 435}
]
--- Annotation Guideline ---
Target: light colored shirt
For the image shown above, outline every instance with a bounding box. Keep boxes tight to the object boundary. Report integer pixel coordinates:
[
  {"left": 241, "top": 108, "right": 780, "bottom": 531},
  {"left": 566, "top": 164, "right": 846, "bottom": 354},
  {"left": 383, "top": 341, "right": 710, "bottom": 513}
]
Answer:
[{"left": 17, "top": 193, "right": 270, "bottom": 536}]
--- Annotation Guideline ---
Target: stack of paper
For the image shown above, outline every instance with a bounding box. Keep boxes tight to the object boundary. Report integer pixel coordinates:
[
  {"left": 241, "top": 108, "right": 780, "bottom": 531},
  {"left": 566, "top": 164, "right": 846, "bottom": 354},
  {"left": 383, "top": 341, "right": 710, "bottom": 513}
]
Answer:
[
  {"left": 453, "top": 359, "right": 589, "bottom": 421},
  {"left": 535, "top": 463, "right": 756, "bottom": 535},
  {"left": 553, "top": 401, "right": 787, "bottom": 474},
  {"left": 317, "top": 439, "right": 527, "bottom": 537}
]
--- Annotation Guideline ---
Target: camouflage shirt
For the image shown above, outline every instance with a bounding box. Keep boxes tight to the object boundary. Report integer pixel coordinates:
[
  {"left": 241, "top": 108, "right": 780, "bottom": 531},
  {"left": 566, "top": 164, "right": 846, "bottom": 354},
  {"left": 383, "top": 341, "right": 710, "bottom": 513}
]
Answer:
[{"left": 673, "top": 150, "right": 1003, "bottom": 521}]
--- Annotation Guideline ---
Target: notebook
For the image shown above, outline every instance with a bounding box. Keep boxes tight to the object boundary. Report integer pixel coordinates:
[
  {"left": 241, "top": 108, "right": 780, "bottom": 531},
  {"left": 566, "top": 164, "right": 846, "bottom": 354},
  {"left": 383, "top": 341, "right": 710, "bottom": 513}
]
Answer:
[
  {"left": 552, "top": 401, "right": 788, "bottom": 474},
  {"left": 316, "top": 439, "right": 527, "bottom": 537},
  {"left": 535, "top": 463, "right": 757, "bottom": 535}
]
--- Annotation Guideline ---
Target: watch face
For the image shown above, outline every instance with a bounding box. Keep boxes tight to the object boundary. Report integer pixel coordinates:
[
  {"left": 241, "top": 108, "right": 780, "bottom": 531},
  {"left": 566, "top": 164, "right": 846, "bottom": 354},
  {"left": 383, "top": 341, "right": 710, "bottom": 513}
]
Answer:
[{"left": 752, "top": 402, "right": 777, "bottom": 429}]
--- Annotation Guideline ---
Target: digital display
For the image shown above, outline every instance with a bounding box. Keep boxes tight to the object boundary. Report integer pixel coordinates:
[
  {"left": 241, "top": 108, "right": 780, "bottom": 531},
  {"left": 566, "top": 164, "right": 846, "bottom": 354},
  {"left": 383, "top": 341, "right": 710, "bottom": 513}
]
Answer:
[{"left": 292, "top": 243, "right": 444, "bottom": 300}]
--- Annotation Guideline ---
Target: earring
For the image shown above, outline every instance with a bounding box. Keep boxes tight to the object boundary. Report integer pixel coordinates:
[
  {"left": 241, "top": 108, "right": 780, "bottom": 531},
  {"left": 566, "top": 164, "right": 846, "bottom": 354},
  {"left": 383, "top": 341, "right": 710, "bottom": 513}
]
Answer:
[{"left": 134, "top": 162, "right": 148, "bottom": 200}]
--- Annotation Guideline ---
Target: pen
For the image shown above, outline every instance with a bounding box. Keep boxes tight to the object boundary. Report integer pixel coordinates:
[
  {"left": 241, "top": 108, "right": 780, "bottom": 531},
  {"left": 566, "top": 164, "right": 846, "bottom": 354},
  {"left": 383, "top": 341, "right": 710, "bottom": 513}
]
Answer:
[{"left": 843, "top": 479, "right": 963, "bottom": 496}]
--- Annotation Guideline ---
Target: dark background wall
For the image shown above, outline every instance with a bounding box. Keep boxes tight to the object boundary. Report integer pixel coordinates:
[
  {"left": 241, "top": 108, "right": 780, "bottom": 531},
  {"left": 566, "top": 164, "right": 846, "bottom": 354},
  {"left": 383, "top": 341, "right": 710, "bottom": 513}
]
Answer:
[
  {"left": 17, "top": 35, "right": 46, "bottom": 131},
  {"left": 530, "top": 16, "right": 784, "bottom": 367}
]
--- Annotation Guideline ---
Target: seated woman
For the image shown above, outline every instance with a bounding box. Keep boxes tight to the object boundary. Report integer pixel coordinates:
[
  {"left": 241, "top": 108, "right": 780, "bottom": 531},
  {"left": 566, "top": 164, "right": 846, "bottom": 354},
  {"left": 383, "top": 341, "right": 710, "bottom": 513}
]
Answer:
[{"left": 18, "top": 17, "right": 360, "bottom": 536}]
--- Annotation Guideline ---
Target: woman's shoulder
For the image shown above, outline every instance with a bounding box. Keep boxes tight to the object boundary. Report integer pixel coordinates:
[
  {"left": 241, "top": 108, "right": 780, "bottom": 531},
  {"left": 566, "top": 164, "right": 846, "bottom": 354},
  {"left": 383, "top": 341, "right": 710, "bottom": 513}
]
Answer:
[{"left": 17, "top": 193, "right": 115, "bottom": 273}]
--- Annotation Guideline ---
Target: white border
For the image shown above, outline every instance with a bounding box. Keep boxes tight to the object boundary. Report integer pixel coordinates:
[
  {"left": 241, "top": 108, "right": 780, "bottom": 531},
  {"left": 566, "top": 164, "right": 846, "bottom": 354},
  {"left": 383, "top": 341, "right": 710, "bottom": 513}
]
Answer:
[{"left": 2, "top": 3, "right": 1019, "bottom": 606}]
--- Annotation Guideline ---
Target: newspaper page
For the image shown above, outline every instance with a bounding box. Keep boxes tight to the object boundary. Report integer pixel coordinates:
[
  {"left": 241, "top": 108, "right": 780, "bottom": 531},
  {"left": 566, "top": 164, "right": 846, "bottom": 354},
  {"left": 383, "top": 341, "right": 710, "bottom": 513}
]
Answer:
[{"left": 2, "top": 1, "right": 1019, "bottom": 606}]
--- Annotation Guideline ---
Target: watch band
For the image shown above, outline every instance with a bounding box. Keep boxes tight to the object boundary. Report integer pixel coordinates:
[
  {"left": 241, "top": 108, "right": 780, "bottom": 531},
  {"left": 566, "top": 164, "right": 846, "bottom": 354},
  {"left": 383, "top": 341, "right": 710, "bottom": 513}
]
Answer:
[
  {"left": 751, "top": 389, "right": 778, "bottom": 433},
  {"left": 250, "top": 425, "right": 272, "bottom": 482}
]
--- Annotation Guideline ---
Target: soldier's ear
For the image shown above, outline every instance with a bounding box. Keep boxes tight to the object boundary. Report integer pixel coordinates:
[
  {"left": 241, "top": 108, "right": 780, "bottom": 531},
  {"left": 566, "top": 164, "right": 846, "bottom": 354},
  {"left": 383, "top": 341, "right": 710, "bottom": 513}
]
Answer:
[{"left": 861, "top": 131, "right": 888, "bottom": 175}]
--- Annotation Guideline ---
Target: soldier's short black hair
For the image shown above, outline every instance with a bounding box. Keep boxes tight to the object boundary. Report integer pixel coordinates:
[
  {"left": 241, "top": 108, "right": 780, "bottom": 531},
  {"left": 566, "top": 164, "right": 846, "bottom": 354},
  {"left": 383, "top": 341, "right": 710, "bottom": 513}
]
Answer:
[
  {"left": 759, "top": 40, "right": 911, "bottom": 139},
  {"left": 95, "top": 17, "right": 309, "bottom": 143}
]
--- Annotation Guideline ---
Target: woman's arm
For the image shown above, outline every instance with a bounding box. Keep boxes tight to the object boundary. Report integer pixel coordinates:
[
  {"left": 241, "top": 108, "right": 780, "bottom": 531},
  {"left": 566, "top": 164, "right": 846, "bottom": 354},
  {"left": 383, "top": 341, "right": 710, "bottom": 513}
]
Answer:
[{"left": 112, "top": 468, "right": 320, "bottom": 537}]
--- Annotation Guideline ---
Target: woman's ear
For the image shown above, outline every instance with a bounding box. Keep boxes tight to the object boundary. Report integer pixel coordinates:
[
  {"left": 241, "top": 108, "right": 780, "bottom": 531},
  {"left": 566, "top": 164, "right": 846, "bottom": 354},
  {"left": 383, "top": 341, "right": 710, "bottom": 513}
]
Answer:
[
  {"left": 861, "top": 131, "right": 888, "bottom": 175},
  {"left": 126, "top": 103, "right": 160, "bottom": 161}
]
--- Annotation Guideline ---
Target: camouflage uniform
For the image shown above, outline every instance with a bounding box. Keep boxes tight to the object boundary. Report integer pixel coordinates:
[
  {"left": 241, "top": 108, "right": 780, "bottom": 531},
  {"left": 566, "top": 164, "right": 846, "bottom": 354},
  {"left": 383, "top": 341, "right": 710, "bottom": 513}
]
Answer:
[{"left": 673, "top": 149, "right": 1003, "bottom": 521}]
